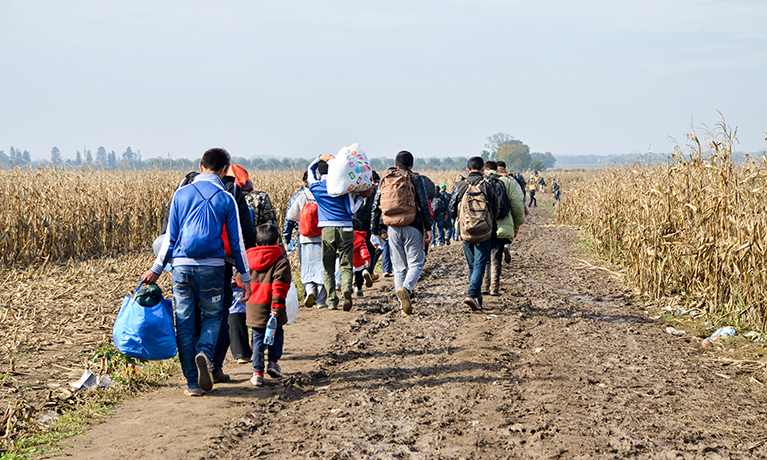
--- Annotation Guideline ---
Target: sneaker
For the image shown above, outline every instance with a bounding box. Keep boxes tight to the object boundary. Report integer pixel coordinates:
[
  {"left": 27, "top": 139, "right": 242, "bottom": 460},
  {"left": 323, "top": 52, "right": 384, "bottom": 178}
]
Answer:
[
  {"left": 356, "top": 288, "right": 364, "bottom": 297},
  {"left": 445, "top": 239, "right": 450, "bottom": 246},
  {"left": 481, "top": 288, "right": 491, "bottom": 295},
  {"left": 397, "top": 287, "right": 413, "bottom": 315},
  {"left": 195, "top": 352, "right": 214, "bottom": 392},
  {"left": 490, "top": 290, "right": 501, "bottom": 297},
  {"left": 362, "top": 270, "right": 373, "bottom": 288},
  {"left": 212, "top": 369, "right": 231, "bottom": 383},
  {"left": 342, "top": 290, "right": 353, "bottom": 311},
  {"left": 383, "top": 272, "right": 393, "bottom": 278},
  {"left": 328, "top": 304, "right": 338, "bottom": 310},
  {"left": 250, "top": 373, "right": 263, "bottom": 387},
  {"left": 184, "top": 387, "right": 204, "bottom": 397},
  {"left": 316, "top": 303, "right": 328, "bottom": 309},
  {"left": 370, "top": 273, "right": 380, "bottom": 282},
  {"left": 236, "top": 358, "right": 250, "bottom": 365},
  {"left": 266, "top": 362, "right": 283, "bottom": 379},
  {"left": 504, "top": 245, "right": 511, "bottom": 264},
  {"left": 304, "top": 292, "right": 316, "bottom": 309},
  {"left": 464, "top": 297, "right": 482, "bottom": 312}
]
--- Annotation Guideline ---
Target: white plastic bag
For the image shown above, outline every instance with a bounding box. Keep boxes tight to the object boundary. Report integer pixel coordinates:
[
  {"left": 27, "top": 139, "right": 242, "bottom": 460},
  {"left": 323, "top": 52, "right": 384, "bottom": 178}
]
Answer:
[
  {"left": 286, "top": 282, "right": 299, "bottom": 325},
  {"left": 326, "top": 143, "right": 373, "bottom": 196}
]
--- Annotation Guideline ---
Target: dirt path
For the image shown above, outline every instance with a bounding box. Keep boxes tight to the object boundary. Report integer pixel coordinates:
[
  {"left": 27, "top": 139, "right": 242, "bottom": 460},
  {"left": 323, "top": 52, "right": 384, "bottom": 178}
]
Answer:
[{"left": 50, "top": 199, "right": 767, "bottom": 459}]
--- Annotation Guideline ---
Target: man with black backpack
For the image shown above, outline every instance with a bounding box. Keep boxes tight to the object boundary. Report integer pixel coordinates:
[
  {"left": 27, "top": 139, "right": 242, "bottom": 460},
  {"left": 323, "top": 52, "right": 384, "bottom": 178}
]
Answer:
[
  {"left": 449, "top": 156, "right": 500, "bottom": 311},
  {"left": 483, "top": 161, "right": 525, "bottom": 296},
  {"left": 431, "top": 184, "right": 451, "bottom": 246},
  {"left": 371, "top": 151, "right": 433, "bottom": 315}
]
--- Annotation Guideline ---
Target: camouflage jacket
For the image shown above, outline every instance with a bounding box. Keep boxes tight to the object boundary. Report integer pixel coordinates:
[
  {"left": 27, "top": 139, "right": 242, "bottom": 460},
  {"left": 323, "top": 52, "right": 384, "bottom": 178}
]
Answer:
[{"left": 245, "top": 190, "right": 281, "bottom": 243}]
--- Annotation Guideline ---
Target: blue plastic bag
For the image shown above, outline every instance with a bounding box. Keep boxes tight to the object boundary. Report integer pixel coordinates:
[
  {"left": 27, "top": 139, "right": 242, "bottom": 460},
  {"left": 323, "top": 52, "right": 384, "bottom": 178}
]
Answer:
[{"left": 113, "top": 281, "right": 177, "bottom": 360}]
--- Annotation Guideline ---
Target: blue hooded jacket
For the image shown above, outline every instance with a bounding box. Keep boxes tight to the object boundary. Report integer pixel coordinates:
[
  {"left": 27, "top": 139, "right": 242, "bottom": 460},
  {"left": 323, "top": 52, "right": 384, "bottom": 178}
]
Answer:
[
  {"left": 307, "top": 158, "right": 363, "bottom": 227},
  {"left": 151, "top": 174, "right": 251, "bottom": 282}
]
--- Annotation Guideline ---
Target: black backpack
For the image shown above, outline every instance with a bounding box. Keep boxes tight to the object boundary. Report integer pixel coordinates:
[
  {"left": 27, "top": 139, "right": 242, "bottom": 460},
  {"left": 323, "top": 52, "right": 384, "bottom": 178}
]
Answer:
[
  {"left": 432, "top": 194, "right": 446, "bottom": 215},
  {"left": 487, "top": 176, "right": 510, "bottom": 220}
]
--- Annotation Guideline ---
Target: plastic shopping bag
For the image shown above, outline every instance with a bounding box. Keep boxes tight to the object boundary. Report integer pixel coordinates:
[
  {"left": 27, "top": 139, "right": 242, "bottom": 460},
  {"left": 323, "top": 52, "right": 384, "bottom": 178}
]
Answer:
[
  {"left": 113, "top": 281, "right": 177, "bottom": 360},
  {"left": 326, "top": 143, "right": 374, "bottom": 196},
  {"left": 285, "top": 282, "right": 299, "bottom": 325}
]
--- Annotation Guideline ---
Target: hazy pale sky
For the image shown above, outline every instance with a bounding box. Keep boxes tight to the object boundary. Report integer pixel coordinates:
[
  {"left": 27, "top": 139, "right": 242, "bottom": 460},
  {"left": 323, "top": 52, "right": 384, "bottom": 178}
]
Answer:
[{"left": 1, "top": 0, "right": 765, "bottom": 161}]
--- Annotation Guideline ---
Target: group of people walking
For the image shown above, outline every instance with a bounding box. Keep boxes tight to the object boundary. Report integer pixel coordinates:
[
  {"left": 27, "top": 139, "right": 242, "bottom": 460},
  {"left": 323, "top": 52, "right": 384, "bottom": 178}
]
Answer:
[{"left": 141, "top": 148, "right": 535, "bottom": 396}]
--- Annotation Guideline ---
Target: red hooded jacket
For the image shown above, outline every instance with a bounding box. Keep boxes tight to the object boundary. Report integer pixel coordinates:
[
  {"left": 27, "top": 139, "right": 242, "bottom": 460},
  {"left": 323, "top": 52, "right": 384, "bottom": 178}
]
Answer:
[
  {"left": 353, "top": 230, "right": 370, "bottom": 269},
  {"left": 245, "top": 246, "right": 291, "bottom": 328}
]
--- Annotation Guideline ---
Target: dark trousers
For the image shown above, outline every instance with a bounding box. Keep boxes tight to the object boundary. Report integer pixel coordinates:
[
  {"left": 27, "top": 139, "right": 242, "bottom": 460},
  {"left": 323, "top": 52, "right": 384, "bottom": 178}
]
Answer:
[
  {"left": 483, "top": 238, "right": 510, "bottom": 292},
  {"left": 228, "top": 312, "right": 252, "bottom": 360},
  {"left": 211, "top": 263, "right": 233, "bottom": 372}
]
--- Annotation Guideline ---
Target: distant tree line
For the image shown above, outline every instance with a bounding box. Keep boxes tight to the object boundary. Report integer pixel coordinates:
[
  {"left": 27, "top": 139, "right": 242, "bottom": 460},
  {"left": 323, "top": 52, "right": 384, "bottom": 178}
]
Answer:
[{"left": 1, "top": 138, "right": 558, "bottom": 173}]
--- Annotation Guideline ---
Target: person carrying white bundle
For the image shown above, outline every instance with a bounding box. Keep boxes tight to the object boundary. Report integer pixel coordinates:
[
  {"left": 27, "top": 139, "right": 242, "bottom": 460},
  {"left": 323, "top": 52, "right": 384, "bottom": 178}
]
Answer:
[
  {"left": 325, "top": 143, "right": 374, "bottom": 196},
  {"left": 307, "top": 151, "right": 374, "bottom": 311}
]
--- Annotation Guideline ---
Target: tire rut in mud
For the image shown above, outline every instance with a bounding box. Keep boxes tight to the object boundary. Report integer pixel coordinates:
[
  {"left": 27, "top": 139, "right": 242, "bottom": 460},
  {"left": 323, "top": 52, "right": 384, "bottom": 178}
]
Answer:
[{"left": 203, "top": 207, "right": 767, "bottom": 459}]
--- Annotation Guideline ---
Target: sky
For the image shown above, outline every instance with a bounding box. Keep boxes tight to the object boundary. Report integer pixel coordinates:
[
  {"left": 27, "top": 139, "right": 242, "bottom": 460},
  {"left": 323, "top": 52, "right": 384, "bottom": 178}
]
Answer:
[{"left": 1, "top": 0, "right": 765, "bottom": 161}]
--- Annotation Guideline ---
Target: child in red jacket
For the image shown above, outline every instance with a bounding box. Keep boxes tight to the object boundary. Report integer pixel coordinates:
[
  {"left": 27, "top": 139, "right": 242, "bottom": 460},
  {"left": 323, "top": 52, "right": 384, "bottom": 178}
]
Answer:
[
  {"left": 352, "top": 219, "right": 372, "bottom": 297},
  {"left": 245, "top": 223, "right": 291, "bottom": 387}
]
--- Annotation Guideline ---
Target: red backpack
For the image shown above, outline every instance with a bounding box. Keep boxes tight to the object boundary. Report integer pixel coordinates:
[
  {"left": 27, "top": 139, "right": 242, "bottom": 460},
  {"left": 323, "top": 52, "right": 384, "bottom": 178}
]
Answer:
[{"left": 298, "top": 202, "right": 322, "bottom": 237}]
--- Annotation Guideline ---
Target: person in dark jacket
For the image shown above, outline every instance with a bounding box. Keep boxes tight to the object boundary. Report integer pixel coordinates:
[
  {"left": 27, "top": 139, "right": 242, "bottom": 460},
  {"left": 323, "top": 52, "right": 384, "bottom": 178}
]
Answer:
[
  {"left": 370, "top": 151, "right": 433, "bottom": 315},
  {"left": 432, "top": 184, "right": 452, "bottom": 245},
  {"left": 449, "top": 156, "right": 500, "bottom": 312},
  {"left": 354, "top": 170, "right": 380, "bottom": 279}
]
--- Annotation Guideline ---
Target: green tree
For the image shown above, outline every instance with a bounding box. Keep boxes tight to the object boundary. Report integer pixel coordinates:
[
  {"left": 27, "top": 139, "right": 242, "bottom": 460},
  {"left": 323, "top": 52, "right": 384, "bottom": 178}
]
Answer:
[
  {"left": 96, "top": 146, "right": 107, "bottom": 166},
  {"left": 485, "top": 133, "right": 517, "bottom": 154},
  {"left": 530, "top": 151, "right": 556, "bottom": 169},
  {"left": 496, "top": 142, "right": 532, "bottom": 172},
  {"left": 50, "top": 146, "right": 62, "bottom": 165}
]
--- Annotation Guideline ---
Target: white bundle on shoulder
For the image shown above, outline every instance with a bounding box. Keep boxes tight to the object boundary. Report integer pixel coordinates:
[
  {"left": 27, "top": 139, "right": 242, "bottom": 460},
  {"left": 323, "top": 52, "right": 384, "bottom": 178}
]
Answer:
[{"left": 326, "top": 143, "right": 374, "bottom": 197}]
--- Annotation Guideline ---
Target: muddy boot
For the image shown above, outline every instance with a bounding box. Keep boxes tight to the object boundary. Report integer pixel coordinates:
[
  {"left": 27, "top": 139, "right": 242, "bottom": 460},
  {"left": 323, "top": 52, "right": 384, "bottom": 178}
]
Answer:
[
  {"left": 482, "top": 261, "right": 491, "bottom": 295},
  {"left": 490, "top": 262, "right": 501, "bottom": 296}
]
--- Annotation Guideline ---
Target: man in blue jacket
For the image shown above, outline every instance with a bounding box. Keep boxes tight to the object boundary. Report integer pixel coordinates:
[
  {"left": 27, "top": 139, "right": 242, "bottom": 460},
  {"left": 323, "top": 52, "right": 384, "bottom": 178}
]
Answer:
[
  {"left": 307, "top": 155, "right": 369, "bottom": 311},
  {"left": 143, "top": 148, "right": 252, "bottom": 396}
]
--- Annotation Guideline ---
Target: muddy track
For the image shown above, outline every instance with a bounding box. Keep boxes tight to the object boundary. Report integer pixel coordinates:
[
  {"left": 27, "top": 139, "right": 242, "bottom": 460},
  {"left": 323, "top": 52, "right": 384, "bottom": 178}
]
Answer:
[{"left": 55, "top": 201, "right": 767, "bottom": 459}]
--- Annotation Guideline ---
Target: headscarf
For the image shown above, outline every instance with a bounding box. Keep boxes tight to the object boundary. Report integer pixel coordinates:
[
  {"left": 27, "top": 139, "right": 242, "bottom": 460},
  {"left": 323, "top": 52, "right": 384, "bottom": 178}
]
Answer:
[{"left": 226, "top": 164, "right": 253, "bottom": 193}]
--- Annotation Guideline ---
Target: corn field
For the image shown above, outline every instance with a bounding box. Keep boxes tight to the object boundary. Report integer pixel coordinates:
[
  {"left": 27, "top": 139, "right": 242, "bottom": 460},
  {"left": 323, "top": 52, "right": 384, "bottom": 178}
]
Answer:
[
  {"left": 557, "top": 122, "right": 767, "bottom": 331},
  {"left": 0, "top": 166, "right": 458, "bottom": 268}
]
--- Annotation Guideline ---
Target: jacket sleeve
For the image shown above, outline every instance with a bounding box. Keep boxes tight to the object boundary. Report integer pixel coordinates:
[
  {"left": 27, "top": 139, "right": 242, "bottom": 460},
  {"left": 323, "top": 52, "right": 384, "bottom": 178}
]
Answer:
[
  {"left": 370, "top": 185, "right": 383, "bottom": 235},
  {"left": 271, "top": 256, "right": 292, "bottom": 311},
  {"left": 413, "top": 175, "right": 433, "bottom": 230},
  {"left": 223, "top": 193, "right": 252, "bottom": 283},
  {"left": 449, "top": 181, "right": 466, "bottom": 219},
  {"left": 236, "top": 187, "right": 257, "bottom": 249},
  {"left": 505, "top": 178, "right": 525, "bottom": 230}
]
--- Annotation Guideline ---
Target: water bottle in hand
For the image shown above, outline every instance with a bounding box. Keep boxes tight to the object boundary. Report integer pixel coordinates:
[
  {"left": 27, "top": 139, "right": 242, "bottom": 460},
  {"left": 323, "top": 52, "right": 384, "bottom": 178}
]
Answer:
[{"left": 264, "top": 316, "right": 277, "bottom": 346}]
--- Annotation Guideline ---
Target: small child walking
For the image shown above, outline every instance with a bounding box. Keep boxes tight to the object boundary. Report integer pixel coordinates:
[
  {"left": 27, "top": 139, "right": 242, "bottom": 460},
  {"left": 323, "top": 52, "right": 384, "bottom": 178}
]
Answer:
[
  {"left": 244, "top": 223, "right": 292, "bottom": 386},
  {"left": 353, "top": 218, "right": 372, "bottom": 297}
]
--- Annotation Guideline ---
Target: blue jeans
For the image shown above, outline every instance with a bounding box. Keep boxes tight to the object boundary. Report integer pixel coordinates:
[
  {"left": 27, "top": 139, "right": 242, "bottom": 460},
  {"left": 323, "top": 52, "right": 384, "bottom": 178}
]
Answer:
[
  {"left": 433, "top": 215, "right": 449, "bottom": 244},
  {"left": 172, "top": 265, "right": 225, "bottom": 389},
  {"left": 463, "top": 239, "right": 491, "bottom": 299},
  {"left": 251, "top": 326, "right": 284, "bottom": 374},
  {"left": 381, "top": 238, "right": 392, "bottom": 273}
]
